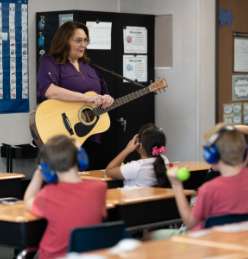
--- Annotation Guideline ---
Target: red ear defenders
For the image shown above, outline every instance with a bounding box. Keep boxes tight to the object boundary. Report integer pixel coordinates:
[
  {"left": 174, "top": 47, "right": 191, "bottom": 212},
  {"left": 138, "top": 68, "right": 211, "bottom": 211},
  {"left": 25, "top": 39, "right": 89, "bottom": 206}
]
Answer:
[
  {"left": 203, "top": 125, "right": 236, "bottom": 164},
  {"left": 39, "top": 148, "right": 89, "bottom": 183}
]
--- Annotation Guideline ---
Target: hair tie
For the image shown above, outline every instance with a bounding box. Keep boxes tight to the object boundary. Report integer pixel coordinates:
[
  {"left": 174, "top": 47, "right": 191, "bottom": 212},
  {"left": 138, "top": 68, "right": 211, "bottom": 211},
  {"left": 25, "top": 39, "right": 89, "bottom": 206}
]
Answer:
[{"left": 152, "top": 146, "right": 167, "bottom": 156}]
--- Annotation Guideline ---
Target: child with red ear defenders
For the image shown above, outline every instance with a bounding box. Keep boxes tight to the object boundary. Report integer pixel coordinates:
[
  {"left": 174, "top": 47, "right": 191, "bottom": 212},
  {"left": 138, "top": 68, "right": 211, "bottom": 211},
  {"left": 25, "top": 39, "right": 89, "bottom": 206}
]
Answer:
[
  {"left": 105, "top": 123, "right": 170, "bottom": 187},
  {"left": 150, "top": 124, "right": 248, "bottom": 240},
  {"left": 24, "top": 135, "right": 107, "bottom": 259}
]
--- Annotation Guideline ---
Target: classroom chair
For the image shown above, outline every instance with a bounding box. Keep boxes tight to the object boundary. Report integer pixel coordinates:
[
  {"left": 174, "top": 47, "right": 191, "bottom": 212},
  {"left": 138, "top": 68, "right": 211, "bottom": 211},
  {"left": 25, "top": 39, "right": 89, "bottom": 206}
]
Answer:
[
  {"left": 204, "top": 213, "right": 248, "bottom": 228},
  {"left": 68, "top": 221, "right": 130, "bottom": 253}
]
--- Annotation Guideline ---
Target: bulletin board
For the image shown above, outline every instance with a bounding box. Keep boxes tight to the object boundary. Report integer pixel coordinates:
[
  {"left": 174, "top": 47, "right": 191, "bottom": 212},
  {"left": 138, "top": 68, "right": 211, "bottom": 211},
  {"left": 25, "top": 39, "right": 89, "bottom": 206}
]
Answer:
[
  {"left": 217, "top": 0, "right": 248, "bottom": 124},
  {"left": 0, "top": 0, "right": 29, "bottom": 113}
]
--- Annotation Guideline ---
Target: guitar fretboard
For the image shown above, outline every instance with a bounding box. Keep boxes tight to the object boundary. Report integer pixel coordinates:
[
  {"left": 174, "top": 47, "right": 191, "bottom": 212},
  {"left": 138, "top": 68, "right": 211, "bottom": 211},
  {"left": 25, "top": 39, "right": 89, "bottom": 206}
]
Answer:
[{"left": 93, "top": 86, "right": 151, "bottom": 116}]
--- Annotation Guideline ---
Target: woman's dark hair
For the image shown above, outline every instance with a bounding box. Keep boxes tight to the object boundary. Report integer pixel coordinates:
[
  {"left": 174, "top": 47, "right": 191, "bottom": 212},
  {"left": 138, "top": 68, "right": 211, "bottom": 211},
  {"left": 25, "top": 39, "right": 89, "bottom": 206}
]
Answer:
[
  {"left": 138, "top": 124, "right": 168, "bottom": 187},
  {"left": 39, "top": 135, "right": 78, "bottom": 172},
  {"left": 48, "top": 21, "right": 90, "bottom": 64}
]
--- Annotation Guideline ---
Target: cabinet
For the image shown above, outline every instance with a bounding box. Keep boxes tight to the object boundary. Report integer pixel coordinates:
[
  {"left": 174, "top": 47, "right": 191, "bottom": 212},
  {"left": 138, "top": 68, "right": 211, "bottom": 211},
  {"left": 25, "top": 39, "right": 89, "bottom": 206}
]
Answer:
[{"left": 36, "top": 10, "right": 155, "bottom": 166}]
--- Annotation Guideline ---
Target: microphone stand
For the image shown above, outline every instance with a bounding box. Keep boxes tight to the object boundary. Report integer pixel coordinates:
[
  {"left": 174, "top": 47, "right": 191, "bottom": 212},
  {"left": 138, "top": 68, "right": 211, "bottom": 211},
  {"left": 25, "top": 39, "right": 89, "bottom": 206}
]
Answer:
[
  {"left": 90, "top": 63, "right": 148, "bottom": 133},
  {"left": 90, "top": 62, "right": 145, "bottom": 88}
]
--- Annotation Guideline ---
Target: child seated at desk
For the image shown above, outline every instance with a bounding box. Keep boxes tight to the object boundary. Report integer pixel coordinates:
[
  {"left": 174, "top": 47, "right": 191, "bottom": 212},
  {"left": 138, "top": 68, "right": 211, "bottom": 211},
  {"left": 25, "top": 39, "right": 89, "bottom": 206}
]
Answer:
[
  {"left": 151, "top": 124, "right": 248, "bottom": 239},
  {"left": 105, "top": 123, "right": 169, "bottom": 187},
  {"left": 24, "top": 135, "right": 107, "bottom": 259}
]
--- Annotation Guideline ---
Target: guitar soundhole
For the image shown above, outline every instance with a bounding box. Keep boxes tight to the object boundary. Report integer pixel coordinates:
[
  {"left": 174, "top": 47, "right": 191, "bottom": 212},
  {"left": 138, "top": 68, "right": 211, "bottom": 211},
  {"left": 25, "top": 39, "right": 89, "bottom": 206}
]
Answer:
[{"left": 80, "top": 108, "right": 96, "bottom": 124}]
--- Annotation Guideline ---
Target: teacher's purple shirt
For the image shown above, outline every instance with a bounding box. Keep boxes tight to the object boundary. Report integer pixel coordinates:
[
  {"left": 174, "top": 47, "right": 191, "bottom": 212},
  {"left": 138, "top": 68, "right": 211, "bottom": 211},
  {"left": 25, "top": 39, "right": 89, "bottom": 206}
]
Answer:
[
  {"left": 37, "top": 55, "right": 109, "bottom": 143},
  {"left": 37, "top": 55, "right": 108, "bottom": 102}
]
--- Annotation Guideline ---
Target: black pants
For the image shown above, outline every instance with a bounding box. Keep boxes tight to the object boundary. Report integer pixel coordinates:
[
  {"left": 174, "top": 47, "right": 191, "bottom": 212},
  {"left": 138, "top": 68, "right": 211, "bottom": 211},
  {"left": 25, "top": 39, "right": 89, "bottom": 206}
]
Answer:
[{"left": 82, "top": 140, "right": 107, "bottom": 170}]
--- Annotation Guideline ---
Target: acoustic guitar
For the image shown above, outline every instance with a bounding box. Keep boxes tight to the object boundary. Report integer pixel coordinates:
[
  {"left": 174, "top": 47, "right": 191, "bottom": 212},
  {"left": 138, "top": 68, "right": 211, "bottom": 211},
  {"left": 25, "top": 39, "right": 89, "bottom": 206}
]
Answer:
[{"left": 34, "top": 79, "right": 167, "bottom": 144}]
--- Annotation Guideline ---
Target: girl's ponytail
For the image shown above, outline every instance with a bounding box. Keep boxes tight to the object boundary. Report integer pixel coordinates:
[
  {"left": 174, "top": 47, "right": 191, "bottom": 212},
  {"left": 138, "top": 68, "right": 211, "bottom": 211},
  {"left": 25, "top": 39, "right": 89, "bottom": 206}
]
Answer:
[{"left": 154, "top": 155, "right": 168, "bottom": 187}]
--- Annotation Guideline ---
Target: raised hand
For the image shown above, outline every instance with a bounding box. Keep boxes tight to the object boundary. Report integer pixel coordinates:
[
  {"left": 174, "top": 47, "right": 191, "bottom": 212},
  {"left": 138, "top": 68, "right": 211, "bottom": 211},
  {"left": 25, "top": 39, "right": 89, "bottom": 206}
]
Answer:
[{"left": 125, "top": 134, "right": 140, "bottom": 153}]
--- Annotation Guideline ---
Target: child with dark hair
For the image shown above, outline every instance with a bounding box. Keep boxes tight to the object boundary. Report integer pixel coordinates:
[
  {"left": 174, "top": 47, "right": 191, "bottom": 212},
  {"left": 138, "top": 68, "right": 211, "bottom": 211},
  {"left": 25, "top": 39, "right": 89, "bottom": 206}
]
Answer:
[
  {"left": 24, "top": 135, "right": 107, "bottom": 259},
  {"left": 105, "top": 124, "right": 169, "bottom": 187}
]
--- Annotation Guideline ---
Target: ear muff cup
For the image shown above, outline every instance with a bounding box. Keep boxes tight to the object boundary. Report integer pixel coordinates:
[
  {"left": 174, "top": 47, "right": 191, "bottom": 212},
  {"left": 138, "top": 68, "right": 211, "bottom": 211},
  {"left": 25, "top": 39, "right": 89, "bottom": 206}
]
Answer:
[
  {"left": 39, "top": 162, "right": 58, "bottom": 183},
  {"left": 203, "top": 125, "right": 236, "bottom": 164},
  {"left": 203, "top": 144, "right": 220, "bottom": 164},
  {"left": 77, "top": 147, "right": 89, "bottom": 171}
]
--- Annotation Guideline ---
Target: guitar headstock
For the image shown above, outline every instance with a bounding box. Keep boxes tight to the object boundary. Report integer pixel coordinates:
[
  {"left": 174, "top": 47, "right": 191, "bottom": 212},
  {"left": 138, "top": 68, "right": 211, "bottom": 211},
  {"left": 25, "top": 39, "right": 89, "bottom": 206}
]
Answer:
[{"left": 149, "top": 79, "right": 168, "bottom": 93}]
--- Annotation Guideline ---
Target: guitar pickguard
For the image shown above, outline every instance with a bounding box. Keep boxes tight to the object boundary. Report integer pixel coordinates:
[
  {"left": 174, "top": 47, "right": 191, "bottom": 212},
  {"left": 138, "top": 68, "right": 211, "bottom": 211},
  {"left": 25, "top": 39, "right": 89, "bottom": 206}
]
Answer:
[{"left": 74, "top": 116, "right": 99, "bottom": 137}]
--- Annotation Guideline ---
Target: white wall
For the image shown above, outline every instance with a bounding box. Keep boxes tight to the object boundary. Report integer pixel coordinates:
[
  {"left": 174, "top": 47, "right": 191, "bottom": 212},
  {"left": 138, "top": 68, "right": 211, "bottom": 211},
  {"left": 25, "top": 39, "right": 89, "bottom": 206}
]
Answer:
[
  {"left": 0, "top": 0, "right": 120, "bottom": 173},
  {"left": 120, "top": 0, "right": 216, "bottom": 161}
]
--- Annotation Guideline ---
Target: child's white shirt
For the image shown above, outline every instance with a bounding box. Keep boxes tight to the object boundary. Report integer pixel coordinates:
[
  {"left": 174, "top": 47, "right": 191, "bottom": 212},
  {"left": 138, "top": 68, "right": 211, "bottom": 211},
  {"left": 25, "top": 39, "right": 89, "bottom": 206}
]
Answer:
[{"left": 120, "top": 156, "right": 169, "bottom": 187}]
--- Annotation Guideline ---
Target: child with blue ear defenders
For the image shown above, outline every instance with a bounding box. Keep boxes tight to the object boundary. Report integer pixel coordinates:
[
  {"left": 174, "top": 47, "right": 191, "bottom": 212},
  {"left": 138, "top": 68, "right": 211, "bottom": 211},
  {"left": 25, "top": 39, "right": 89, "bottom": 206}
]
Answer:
[
  {"left": 150, "top": 124, "right": 248, "bottom": 240},
  {"left": 39, "top": 146, "right": 89, "bottom": 183},
  {"left": 24, "top": 135, "right": 107, "bottom": 259}
]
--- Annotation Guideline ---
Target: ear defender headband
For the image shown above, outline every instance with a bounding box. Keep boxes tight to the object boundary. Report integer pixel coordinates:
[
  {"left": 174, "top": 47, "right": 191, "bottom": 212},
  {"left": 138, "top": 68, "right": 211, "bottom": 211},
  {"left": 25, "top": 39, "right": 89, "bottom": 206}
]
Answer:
[
  {"left": 40, "top": 147, "right": 89, "bottom": 184},
  {"left": 203, "top": 125, "right": 236, "bottom": 164}
]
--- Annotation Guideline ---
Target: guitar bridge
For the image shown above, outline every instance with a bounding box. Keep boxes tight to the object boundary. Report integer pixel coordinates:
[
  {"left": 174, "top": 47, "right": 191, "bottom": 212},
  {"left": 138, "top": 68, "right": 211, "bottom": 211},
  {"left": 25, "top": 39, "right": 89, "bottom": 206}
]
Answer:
[{"left": 61, "top": 113, "right": 74, "bottom": 135}]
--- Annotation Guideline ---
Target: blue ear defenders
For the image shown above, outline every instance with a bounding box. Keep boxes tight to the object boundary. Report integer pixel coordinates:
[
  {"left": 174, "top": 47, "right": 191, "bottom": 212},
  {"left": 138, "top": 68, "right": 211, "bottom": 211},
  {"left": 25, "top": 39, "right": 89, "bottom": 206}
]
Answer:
[
  {"left": 39, "top": 162, "right": 58, "bottom": 184},
  {"left": 40, "top": 147, "right": 89, "bottom": 183},
  {"left": 77, "top": 147, "right": 89, "bottom": 171},
  {"left": 203, "top": 125, "right": 236, "bottom": 164}
]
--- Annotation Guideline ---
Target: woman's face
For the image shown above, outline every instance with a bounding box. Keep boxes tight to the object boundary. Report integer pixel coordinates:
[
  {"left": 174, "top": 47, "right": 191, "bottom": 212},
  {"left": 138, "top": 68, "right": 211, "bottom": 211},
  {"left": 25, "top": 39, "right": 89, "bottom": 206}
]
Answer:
[{"left": 68, "top": 28, "right": 89, "bottom": 60}]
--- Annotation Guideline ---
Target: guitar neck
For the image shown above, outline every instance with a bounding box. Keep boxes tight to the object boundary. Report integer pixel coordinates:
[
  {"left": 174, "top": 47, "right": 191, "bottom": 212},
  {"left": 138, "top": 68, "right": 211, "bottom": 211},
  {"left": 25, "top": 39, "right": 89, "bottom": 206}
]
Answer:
[{"left": 94, "top": 86, "right": 151, "bottom": 115}]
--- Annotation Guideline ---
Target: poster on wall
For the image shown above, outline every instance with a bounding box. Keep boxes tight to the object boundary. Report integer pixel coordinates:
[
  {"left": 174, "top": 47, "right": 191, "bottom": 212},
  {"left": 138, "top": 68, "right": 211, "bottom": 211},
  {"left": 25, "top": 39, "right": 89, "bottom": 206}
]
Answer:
[
  {"left": 232, "top": 74, "right": 248, "bottom": 101},
  {"left": 86, "top": 21, "right": 112, "bottom": 50},
  {"left": 123, "top": 55, "right": 147, "bottom": 82},
  {"left": 243, "top": 102, "right": 248, "bottom": 124},
  {"left": 0, "top": 0, "right": 29, "bottom": 113},
  {"left": 234, "top": 36, "right": 248, "bottom": 73},
  {"left": 123, "top": 26, "right": 147, "bottom": 54},
  {"left": 223, "top": 102, "right": 242, "bottom": 124},
  {"left": 59, "top": 13, "right": 73, "bottom": 26}
]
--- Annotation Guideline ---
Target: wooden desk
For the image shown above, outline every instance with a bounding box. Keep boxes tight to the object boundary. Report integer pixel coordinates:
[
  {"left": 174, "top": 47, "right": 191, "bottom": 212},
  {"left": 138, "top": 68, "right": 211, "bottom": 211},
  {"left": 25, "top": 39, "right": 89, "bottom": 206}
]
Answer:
[
  {"left": 106, "top": 187, "right": 193, "bottom": 206},
  {"left": 79, "top": 170, "right": 110, "bottom": 180},
  {"left": 0, "top": 173, "right": 25, "bottom": 180},
  {"left": 173, "top": 223, "right": 248, "bottom": 253},
  {"left": 174, "top": 161, "right": 210, "bottom": 172},
  {"left": 79, "top": 170, "right": 123, "bottom": 188},
  {"left": 82, "top": 239, "right": 248, "bottom": 259},
  {"left": 173, "top": 161, "right": 216, "bottom": 190},
  {"left": 106, "top": 187, "right": 194, "bottom": 232},
  {"left": 0, "top": 187, "right": 194, "bottom": 248},
  {"left": 0, "top": 172, "right": 25, "bottom": 199},
  {"left": 0, "top": 201, "right": 46, "bottom": 247},
  {"left": 79, "top": 161, "right": 211, "bottom": 190},
  {"left": 0, "top": 187, "right": 194, "bottom": 219}
]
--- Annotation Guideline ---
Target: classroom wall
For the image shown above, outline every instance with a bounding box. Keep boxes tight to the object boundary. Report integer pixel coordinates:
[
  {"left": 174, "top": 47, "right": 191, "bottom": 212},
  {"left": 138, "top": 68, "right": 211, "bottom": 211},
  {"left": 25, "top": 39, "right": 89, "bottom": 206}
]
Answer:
[
  {"left": 0, "top": 0, "right": 216, "bottom": 173},
  {"left": 0, "top": 0, "right": 120, "bottom": 173},
  {"left": 120, "top": 0, "right": 216, "bottom": 161}
]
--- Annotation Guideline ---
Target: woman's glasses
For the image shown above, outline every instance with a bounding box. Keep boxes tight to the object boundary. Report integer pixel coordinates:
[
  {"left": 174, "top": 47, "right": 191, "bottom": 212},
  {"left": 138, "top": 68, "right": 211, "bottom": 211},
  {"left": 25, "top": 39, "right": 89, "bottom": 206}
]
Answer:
[{"left": 71, "top": 38, "right": 89, "bottom": 45}]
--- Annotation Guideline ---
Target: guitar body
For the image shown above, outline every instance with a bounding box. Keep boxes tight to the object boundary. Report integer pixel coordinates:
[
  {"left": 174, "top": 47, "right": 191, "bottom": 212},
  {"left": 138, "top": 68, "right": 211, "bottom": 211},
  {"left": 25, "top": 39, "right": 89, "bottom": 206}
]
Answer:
[{"left": 35, "top": 92, "right": 110, "bottom": 144}]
